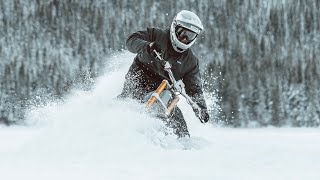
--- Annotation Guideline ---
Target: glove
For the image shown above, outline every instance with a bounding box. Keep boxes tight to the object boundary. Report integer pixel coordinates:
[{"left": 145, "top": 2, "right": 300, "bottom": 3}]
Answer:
[
  {"left": 147, "top": 42, "right": 161, "bottom": 55},
  {"left": 195, "top": 108, "right": 209, "bottom": 123},
  {"left": 200, "top": 109, "right": 210, "bottom": 123}
]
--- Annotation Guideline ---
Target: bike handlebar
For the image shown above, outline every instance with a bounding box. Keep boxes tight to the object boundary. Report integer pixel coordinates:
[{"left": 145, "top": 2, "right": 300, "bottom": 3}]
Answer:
[{"left": 153, "top": 50, "right": 205, "bottom": 123}]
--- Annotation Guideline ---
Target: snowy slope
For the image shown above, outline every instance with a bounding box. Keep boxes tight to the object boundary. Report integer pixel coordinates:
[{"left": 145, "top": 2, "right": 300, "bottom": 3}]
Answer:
[{"left": 0, "top": 51, "right": 319, "bottom": 180}]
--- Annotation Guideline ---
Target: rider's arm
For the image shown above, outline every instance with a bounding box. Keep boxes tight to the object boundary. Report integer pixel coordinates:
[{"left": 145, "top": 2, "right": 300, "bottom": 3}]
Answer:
[
  {"left": 126, "top": 28, "right": 156, "bottom": 54},
  {"left": 183, "top": 59, "right": 208, "bottom": 110}
]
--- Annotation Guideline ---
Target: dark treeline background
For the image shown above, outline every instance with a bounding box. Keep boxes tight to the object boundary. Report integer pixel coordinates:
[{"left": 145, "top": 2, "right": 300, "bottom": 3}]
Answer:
[{"left": 0, "top": 0, "right": 319, "bottom": 127}]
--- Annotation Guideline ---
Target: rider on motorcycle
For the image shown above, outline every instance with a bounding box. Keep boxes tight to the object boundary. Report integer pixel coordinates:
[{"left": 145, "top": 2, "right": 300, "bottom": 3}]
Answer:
[{"left": 119, "top": 10, "right": 210, "bottom": 137}]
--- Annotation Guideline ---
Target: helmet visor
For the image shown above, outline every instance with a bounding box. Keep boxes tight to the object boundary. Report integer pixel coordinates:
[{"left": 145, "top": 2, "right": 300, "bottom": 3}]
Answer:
[{"left": 175, "top": 26, "right": 198, "bottom": 44}]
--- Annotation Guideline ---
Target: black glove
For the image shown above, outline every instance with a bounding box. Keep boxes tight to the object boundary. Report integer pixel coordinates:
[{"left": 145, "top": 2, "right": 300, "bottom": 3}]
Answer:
[
  {"left": 194, "top": 108, "right": 209, "bottom": 123},
  {"left": 200, "top": 109, "right": 210, "bottom": 123},
  {"left": 147, "top": 42, "right": 161, "bottom": 55}
]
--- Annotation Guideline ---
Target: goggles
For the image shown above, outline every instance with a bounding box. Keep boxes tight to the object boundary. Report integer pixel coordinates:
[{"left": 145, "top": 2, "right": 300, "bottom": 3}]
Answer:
[{"left": 175, "top": 26, "right": 198, "bottom": 44}]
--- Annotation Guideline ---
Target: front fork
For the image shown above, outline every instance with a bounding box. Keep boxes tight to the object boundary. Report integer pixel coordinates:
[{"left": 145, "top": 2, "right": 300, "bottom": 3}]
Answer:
[{"left": 146, "top": 80, "right": 180, "bottom": 118}]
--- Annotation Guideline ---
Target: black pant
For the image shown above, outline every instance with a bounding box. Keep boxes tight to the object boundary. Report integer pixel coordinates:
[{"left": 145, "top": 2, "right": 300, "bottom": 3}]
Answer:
[
  {"left": 119, "top": 59, "right": 190, "bottom": 138},
  {"left": 165, "top": 107, "right": 190, "bottom": 138}
]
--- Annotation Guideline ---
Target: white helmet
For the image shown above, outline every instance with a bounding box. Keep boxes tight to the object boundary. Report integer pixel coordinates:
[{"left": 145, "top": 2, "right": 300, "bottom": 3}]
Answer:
[{"left": 170, "top": 10, "right": 204, "bottom": 53}]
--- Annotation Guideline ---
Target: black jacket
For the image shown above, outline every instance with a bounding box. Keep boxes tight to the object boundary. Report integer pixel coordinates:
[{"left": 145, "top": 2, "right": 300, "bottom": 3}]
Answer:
[{"left": 123, "top": 27, "right": 207, "bottom": 110}]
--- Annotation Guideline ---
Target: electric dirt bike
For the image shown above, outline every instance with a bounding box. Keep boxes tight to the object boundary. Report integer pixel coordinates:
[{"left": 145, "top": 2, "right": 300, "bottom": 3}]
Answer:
[{"left": 145, "top": 50, "right": 206, "bottom": 124}]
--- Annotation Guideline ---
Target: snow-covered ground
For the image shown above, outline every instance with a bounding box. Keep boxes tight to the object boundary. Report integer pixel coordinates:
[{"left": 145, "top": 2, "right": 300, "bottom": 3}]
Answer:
[{"left": 1, "top": 52, "right": 319, "bottom": 180}]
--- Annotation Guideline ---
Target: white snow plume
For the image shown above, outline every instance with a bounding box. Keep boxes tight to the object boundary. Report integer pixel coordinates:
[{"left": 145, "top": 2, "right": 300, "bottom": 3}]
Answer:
[
  {"left": 0, "top": 51, "right": 214, "bottom": 179},
  {"left": 20, "top": 52, "right": 211, "bottom": 158}
]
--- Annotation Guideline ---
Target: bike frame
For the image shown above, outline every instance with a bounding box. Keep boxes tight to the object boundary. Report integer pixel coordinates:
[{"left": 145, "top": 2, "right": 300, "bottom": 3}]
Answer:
[{"left": 145, "top": 50, "right": 204, "bottom": 123}]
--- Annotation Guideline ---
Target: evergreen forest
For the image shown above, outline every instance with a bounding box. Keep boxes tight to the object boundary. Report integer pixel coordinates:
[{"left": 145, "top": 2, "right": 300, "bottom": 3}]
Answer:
[{"left": 0, "top": 0, "right": 319, "bottom": 127}]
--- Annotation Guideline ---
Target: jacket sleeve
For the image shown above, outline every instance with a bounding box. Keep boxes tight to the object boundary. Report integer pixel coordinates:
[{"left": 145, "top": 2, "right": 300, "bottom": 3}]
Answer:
[
  {"left": 183, "top": 58, "right": 208, "bottom": 110},
  {"left": 126, "top": 28, "right": 156, "bottom": 54}
]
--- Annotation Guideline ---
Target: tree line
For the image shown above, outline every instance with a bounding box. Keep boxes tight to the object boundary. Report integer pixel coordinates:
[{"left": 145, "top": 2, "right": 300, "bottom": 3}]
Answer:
[{"left": 0, "top": 0, "right": 319, "bottom": 126}]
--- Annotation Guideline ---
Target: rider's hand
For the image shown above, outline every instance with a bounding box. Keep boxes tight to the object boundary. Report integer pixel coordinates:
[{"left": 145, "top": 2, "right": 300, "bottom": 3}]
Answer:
[
  {"left": 200, "top": 109, "right": 210, "bottom": 123},
  {"left": 194, "top": 108, "right": 209, "bottom": 123},
  {"left": 147, "top": 42, "right": 161, "bottom": 55}
]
